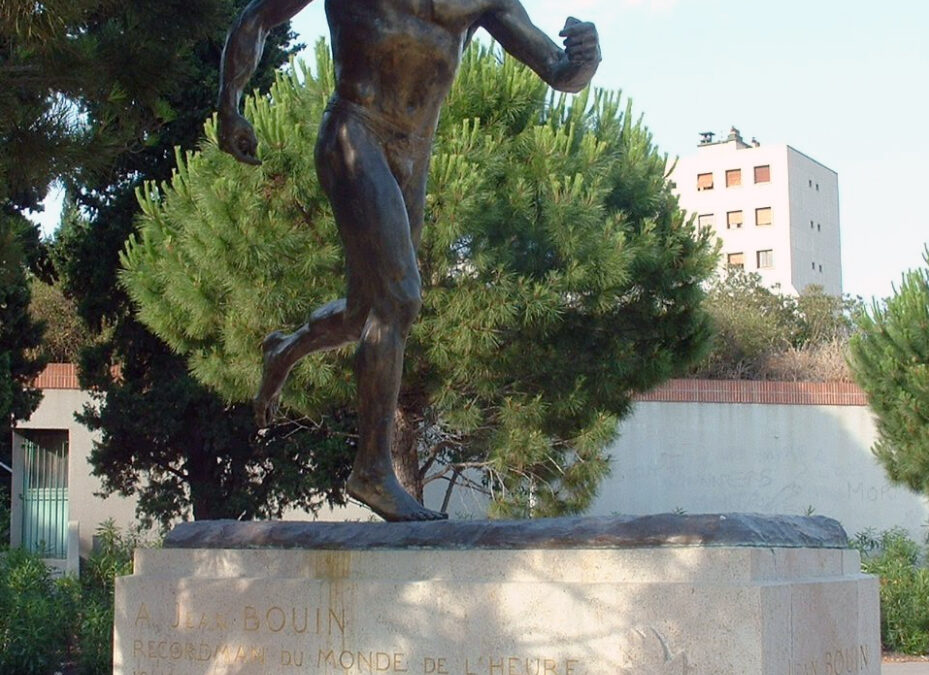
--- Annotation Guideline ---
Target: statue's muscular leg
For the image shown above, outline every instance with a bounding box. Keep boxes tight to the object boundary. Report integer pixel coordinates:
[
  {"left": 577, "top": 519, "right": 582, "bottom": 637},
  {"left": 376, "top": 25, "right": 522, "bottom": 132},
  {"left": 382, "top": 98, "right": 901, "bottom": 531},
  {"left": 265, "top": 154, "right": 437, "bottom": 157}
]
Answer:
[
  {"left": 254, "top": 298, "right": 363, "bottom": 427},
  {"left": 315, "top": 110, "right": 446, "bottom": 521},
  {"left": 256, "top": 106, "right": 429, "bottom": 430}
]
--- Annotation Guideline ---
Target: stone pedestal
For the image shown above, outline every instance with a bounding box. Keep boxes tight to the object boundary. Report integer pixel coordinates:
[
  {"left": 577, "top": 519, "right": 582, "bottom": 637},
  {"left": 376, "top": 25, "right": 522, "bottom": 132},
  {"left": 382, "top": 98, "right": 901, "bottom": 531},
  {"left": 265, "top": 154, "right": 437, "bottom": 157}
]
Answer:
[{"left": 114, "top": 514, "right": 879, "bottom": 675}]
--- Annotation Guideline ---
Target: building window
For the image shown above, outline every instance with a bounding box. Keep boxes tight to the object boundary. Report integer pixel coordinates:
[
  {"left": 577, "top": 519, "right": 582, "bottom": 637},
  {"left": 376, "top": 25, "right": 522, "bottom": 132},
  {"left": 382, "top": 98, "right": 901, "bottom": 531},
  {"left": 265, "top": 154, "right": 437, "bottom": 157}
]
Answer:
[
  {"left": 697, "top": 173, "right": 714, "bottom": 191},
  {"left": 809, "top": 179, "right": 813, "bottom": 187},
  {"left": 755, "top": 207, "right": 772, "bottom": 226},
  {"left": 754, "top": 165, "right": 770, "bottom": 183},
  {"left": 727, "top": 210, "right": 743, "bottom": 229},
  {"left": 819, "top": 264, "right": 823, "bottom": 273},
  {"left": 812, "top": 262, "right": 816, "bottom": 270},
  {"left": 817, "top": 223, "right": 821, "bottom": 232},
  {"left": 725, "top": 169, "right": 741, "bottom": 187},
  {"left": 816, "top": 183, "right": 820, "bottom": 191},
  {"left": 757, "top": 249, "right": 774, "bottom": 269},
  {"left": 697, "top": 213, "right": 715, "bottom": 230},
  {"left": 727, "top": 252, "right": 745, "bottom": 269},
  {"left": 810, "top": 220, "right": 814, "bottom": 229}
]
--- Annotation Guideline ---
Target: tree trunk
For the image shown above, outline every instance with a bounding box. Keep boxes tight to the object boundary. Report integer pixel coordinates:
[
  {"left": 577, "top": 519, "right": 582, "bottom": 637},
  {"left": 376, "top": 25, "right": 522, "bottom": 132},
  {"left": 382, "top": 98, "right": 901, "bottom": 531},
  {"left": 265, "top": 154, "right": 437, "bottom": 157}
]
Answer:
[
  {"left": 186, "top": 433, "right": 222, "bottom": 521},
  {"left": 392, "top": 408, "right": 423, "bottom": 503},
  {"left": 191, "top": 490, "right": 219, "bottom": 520},
  {"left": 189, "top": 470, "right": 221, "bottom": 521}
]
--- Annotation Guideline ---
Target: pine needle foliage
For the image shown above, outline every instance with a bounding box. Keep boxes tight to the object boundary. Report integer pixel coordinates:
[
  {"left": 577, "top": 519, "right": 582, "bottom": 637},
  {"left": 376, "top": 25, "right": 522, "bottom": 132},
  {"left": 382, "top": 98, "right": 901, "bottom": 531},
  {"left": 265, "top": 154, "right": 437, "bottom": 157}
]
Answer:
[
  {"left": 850, "top": 247, "right": 929, "bottom": 498},
  {"left": 0, "top": 217, "right": 46, "bottom": 467},
  {"left": 123, "top": 42, "right": 717, "bottom": 517},
  {"left": 43, "top": 0, "right": 304, "bottom": 529}
]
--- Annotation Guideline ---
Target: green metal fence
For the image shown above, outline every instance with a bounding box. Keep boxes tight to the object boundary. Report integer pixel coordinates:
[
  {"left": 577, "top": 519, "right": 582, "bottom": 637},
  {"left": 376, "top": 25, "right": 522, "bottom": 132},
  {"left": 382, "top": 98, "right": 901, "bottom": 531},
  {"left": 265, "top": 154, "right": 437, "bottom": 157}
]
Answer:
[{"left": 20, "top": 432, "right": 69, "bottom": 558}]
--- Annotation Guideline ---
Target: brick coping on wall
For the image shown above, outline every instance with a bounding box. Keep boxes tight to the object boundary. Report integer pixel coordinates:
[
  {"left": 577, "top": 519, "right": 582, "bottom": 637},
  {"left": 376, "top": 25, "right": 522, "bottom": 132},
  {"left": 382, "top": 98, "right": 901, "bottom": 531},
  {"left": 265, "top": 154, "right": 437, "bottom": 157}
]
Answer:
[
  {"left": 32, "top": 363, "right": 81, "bottom": 390},
  {"left": 634, "top": 379, "right": 867, "bottom": 406},
  {"left": 31, "top": 363, "right": 123, "bottom": 390},
  {"left": 32, "top": 364, "right": 868, "bottom": 406}
]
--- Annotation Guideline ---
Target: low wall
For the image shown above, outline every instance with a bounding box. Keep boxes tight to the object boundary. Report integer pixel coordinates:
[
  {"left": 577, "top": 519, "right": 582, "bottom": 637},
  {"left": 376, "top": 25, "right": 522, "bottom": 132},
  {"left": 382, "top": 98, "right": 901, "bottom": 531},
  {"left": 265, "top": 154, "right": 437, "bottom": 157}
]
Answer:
[
  {"left": 18, "top": 368, "right": 929, "bottom": 543},
  {"left": 588, "top": 380, "right": 929, "bottom": 542}
]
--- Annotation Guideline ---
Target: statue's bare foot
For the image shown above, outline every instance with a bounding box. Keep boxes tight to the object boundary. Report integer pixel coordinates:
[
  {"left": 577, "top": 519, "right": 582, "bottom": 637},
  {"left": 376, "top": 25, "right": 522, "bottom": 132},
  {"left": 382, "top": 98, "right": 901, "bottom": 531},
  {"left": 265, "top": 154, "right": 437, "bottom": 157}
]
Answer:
[
  {"left": 347, "top": 470, "right": 448, "bottom": 522},
  {"left": 253, "top": 331, "right": 290, "bottom": 428}
]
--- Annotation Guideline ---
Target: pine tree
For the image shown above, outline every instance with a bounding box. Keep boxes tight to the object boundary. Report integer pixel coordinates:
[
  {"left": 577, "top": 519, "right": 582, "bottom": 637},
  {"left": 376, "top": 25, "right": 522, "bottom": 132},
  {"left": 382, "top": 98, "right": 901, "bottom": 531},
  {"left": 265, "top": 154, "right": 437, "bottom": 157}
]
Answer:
[
  {"left": 2, "top": 0, "right": 241, "bottom": 215},
  {"left": 124, "top": 43, "right": 717, "bottom": 518},
  {"left": 0, "top": 217, "right": 46, "bottom": 468},
  {"left": 49, "top": 0, "right": 308, "bottom": 529},
  {"left": 849, "top": 248, "right": 929, "bottom": 497}
]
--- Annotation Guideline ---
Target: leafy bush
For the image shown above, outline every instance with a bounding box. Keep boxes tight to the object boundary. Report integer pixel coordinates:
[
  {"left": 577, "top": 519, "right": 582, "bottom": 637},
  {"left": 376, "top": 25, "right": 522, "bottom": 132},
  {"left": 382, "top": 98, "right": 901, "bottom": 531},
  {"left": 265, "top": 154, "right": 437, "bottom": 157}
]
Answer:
[
  {"left": 0, "top": 547, "right": 74, "bottom": 674},
  {"left": 853, "top": 528, "right": 929, "bottom": 655},
  {"left": 28, "top": 276, "right": 101, "bottom": 363},
  {"left": 0, "top": 485, "right": 10, "bottom": 548},
  {"left": 692, "top": 270, "right": 861, "bottom": 381},
  {"left": 0, "top": 521, "right": 143, "bottom": 674},
  {"left": 76, "top": 520, "right": 138, "bottom": 674},
  {"left": 758, "top": 338, "right": 851, "bottom": 382}
]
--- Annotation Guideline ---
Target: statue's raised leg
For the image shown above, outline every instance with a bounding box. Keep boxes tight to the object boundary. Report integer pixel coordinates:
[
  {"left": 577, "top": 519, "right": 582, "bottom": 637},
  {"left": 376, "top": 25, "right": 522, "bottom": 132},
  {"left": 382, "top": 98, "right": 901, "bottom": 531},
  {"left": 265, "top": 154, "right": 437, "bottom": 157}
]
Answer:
[{"left": 254, "top": 298, "right": 360, "bottom": 427}]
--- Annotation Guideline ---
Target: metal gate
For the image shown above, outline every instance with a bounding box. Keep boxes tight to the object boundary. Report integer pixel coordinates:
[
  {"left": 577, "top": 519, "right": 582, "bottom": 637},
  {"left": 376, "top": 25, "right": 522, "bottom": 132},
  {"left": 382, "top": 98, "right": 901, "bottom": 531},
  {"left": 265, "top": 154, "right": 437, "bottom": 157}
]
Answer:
[{"left": 20, "top": 431, "right": 69, "bottom": 558}]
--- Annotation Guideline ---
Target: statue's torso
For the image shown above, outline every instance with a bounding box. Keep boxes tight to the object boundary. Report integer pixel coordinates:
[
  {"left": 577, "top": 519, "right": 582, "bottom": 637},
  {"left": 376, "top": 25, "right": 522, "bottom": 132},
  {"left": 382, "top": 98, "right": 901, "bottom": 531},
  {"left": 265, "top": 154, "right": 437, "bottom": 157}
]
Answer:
[{"left": 325, "top": 0, "right": 493, "bottom": 134}]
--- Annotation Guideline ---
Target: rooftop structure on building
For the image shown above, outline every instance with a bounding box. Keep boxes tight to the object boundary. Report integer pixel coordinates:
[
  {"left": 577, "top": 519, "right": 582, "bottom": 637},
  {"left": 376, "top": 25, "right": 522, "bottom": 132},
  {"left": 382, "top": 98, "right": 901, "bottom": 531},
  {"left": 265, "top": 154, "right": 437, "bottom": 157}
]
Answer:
[{"left": 670, "top": 127, "right": 842, "bottom": 296}]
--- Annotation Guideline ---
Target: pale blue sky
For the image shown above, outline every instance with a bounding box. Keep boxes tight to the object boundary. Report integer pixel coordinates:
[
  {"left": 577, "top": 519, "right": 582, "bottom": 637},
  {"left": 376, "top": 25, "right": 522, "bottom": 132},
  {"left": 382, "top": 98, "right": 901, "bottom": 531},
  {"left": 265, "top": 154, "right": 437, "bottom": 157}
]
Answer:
[{"left": 287, "top": 0, "right": 928, "bottom": 301}]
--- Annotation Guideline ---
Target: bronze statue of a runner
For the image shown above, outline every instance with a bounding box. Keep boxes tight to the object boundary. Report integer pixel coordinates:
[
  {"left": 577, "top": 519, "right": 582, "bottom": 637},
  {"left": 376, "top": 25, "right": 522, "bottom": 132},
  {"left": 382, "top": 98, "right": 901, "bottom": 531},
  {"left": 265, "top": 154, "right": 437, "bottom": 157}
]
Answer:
[{"left": 218, "top": 0, "right": 600, "bottom": 522}]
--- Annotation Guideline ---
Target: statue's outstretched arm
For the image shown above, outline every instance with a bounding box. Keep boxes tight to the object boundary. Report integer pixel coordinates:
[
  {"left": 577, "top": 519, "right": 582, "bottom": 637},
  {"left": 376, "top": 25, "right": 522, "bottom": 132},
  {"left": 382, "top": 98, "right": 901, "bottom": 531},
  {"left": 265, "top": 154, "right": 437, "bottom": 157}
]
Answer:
[
  {"left": 217, "top": 0, "right": 313, "bottom": 164},
  {"left": 479, "top": 1, "right": 601, "bottom": 94}
]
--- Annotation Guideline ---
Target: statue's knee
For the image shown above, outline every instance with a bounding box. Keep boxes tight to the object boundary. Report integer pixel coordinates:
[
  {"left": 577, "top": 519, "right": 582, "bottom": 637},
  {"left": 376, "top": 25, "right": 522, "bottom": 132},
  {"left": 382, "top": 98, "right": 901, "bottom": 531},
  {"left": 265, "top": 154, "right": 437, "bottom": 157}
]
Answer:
[
  {"left": 345, "top": 305, "right": 368, "bottom": 337},
  {"left": 395, "top": 290, "right": 422, "bottom": 331}
]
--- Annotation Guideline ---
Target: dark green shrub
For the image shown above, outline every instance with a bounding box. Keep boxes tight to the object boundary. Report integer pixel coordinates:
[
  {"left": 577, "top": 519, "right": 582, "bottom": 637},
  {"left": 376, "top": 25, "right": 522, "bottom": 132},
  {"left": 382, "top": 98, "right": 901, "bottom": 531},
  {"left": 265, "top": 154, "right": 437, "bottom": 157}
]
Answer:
[
  {"left": 75, "top": 520, "right": 139, "bottom": 675},
  {"left": 0, "top": 521, "right": 143, "bottom": 675},
  {"left": 0, "top": 485, "right": 10, "bottom": 548},
  {"left": 76, "top": 598, "right": 117, "bottom": 675},
  {"left": 853, "top": 528, "right": 929, "bottom": 655},
  {"left": 0, "top": 548, "right": 73, "bottom": 674}
]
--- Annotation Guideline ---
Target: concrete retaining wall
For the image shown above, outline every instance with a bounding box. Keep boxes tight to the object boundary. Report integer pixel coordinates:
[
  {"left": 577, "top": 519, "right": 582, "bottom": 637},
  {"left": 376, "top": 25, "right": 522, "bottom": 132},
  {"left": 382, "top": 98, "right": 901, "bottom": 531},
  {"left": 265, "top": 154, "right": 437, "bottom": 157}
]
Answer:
[{"left": 587, "top": 381, "right": 929, "bottom": 542}]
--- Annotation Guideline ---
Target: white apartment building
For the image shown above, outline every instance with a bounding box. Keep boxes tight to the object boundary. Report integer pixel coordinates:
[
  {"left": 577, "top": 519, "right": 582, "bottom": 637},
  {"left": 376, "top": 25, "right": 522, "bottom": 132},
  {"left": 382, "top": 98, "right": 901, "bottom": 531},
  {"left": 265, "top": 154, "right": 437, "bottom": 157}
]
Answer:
[{"left": 670, "top": 128, "right": 842, "bottom": 295}]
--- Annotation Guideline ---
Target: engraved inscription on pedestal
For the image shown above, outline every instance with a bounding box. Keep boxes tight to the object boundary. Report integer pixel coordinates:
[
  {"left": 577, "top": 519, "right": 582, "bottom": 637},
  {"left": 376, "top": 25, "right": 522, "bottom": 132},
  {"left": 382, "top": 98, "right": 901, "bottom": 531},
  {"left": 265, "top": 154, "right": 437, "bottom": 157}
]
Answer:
[
  {"left": 118, "top": 580, "right": 593, "bottom": 675},
  {"left": 617, "top": 627, "right": 687, "bottom": 674},
  {"left": 789, "top": 644, "right": 874, "bottom": 675},
  {"left": 128, "top": 599, "right": 350, "bottom": 673}
]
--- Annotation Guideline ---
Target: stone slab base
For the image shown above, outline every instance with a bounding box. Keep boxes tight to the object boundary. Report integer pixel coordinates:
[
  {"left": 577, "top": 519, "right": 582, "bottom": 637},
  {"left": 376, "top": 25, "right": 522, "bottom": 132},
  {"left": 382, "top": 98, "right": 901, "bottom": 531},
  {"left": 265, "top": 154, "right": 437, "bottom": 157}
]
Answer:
[{"left": 114, "top": 516, "right": 879, "bottom": 675}]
